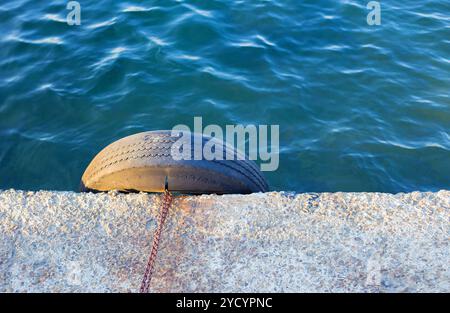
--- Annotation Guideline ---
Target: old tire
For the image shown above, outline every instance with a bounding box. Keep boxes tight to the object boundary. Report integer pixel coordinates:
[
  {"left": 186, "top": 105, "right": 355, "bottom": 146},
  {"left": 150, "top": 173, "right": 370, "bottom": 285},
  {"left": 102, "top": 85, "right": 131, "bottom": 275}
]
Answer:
[{"left": 81, "top": 130, "right": 268, "bottom": 194}]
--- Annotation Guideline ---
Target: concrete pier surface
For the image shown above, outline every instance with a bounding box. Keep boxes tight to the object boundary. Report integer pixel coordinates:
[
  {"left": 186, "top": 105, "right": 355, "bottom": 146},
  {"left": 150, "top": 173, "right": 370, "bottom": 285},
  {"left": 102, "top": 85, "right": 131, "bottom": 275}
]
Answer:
[{"left": 0, "top": 189, "right": 448, "bottom": 293}]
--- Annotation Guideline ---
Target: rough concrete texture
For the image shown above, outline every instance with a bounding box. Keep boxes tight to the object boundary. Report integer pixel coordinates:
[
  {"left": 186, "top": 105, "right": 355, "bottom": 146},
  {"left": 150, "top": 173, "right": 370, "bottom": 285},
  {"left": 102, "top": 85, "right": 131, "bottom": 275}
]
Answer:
[{"left": 0, "top": 189, "right": 448, "bottom": 293}]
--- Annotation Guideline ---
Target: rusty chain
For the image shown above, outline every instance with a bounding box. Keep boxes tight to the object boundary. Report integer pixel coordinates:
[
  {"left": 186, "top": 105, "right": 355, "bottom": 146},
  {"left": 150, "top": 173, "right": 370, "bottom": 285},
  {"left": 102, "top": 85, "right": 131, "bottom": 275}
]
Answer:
[{"left": 140, "top": 188, "right": 173, "bottom": 293}]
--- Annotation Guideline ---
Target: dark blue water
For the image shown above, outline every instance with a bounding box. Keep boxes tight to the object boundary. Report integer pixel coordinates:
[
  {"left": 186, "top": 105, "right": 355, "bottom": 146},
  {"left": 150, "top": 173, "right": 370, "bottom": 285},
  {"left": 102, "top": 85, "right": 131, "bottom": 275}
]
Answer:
[{"left": 0, "top": 0, "right": 449, "bottom": 192}]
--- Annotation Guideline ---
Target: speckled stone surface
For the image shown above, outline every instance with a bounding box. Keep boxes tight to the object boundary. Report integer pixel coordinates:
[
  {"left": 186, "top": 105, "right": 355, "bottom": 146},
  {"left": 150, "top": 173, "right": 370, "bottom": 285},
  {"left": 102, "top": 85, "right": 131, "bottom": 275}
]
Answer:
[{"left": 0, "top": 189, "right": 448, "bottom": 292}]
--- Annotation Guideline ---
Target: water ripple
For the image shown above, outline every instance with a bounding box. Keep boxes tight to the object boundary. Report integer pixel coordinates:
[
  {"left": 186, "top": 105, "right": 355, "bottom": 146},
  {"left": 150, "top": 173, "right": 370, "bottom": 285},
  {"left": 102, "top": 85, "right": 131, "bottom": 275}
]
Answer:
[
  {"left": 87, "top": 17, "right": 118, "bottom": 29},
  {"left": 0, "top": 0, "right": 448, "bottom": 192}
]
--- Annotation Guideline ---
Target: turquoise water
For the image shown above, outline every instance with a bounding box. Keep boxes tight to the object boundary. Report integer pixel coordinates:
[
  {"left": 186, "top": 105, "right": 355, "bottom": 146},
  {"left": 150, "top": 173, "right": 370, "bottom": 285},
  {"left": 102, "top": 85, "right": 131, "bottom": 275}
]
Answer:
[{"left": 1, "top": 0, "right": 449, "bottom": 192}]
